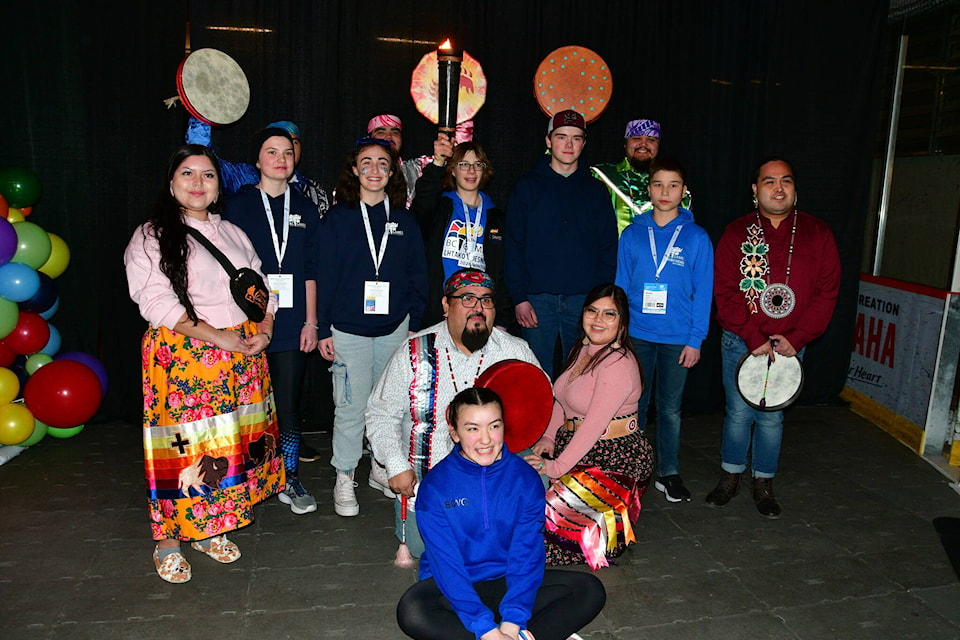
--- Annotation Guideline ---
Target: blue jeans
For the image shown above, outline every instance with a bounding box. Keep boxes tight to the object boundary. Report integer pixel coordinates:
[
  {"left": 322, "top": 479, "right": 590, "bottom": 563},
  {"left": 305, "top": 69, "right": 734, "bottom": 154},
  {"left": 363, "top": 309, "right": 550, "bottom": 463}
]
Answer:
[
  {"left": 329, "top": 318, "right": 409, "bottom": 474},
  {"left": 522, "top": 293, "right": 586, "bottom": 379},
  {"left": 632, "top": 340, "right": 688, "bottom": 478},
  {"left": 720, "top": 330, "right": 803, "bottom": 478}
]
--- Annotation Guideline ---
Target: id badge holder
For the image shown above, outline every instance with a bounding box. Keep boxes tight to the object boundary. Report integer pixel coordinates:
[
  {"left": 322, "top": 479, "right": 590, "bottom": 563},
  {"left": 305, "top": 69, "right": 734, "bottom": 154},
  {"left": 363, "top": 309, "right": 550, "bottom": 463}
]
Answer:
[
  {"left": 268, "top": 273, "right": 295, "bottom": 308},
  {"left": 364, "top": 280, "right": 390, "bottom": 315},
  {"left": 642, "top": 282, "right": 668, "bottom": 315}
]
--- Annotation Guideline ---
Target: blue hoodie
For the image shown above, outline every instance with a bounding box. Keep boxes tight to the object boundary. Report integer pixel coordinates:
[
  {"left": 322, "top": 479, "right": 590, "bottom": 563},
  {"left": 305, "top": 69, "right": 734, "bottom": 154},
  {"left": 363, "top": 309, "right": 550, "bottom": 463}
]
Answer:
[
  {"left": 416, "top": 445, "right": 545, "bottom": 639},
  {"left": 615, "top": 208, "right": 714, "bottom": 348}
]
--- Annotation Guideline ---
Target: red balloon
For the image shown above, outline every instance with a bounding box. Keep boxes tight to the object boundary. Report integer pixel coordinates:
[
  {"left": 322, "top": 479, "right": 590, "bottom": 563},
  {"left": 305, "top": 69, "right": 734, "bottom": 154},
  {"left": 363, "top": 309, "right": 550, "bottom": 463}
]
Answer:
[
  {"left": 0, "top": 340, "right": 15, "bottom": 367},
  {"left": 0, "top": 193, "right": 7, "bottom": 220},
  {"left": 4, "top": 312, "right": 49, "bottom": 355},
  {"left": 23, "top": 360, "right": 102, "bottom": 428}
]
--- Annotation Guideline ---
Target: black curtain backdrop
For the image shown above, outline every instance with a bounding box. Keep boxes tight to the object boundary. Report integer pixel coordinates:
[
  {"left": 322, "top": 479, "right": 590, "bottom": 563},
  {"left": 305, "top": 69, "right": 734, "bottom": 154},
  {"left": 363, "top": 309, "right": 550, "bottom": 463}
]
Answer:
[{"left": 1, "top": 1, "right": 888, "bottom": 423}]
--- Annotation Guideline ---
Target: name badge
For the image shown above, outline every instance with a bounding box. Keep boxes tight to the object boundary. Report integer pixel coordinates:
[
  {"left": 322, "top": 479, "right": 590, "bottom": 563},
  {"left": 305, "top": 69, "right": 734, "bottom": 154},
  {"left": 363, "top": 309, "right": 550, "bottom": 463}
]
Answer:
[
  {"left": 642, "top": 282, "right": 668, "bottom": 315},
  {"left": 364, "top": 280, "right": 390, "bottom": 315},
  {"left": 268, "top": 273, "right": 294, "bottom": 309}
]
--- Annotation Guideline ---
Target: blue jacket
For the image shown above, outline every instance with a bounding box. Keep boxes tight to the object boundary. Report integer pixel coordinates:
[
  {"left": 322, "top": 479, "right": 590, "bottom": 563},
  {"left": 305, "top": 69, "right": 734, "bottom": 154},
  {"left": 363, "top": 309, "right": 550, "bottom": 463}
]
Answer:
[
  {"left": 316, "top": 201, "right": 428, "bottom": 339},
  {"left": 417, "top": 445, "right": 545, "bottom": 639},
  {"left": 504, "top": 156, "right": 618, "bottom": 303},
  {"left": 225, "top": 184, "right": 320, "bottom": 353},
  {"left": 615, "top": 208, "right": 713, "bottom": 348}
]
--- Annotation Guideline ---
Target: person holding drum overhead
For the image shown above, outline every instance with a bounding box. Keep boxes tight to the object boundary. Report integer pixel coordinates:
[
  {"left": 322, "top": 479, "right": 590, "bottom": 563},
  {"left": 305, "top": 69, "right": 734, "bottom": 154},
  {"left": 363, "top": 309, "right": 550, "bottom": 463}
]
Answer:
[
  {"left": 124, "top": 144, "right": 282, "bottom": 583},
  {"left": 410, "top": 134, "right": 512, "bottom": 330},
  {"left": 366, "top": 269, "right": 540, "bottom": 559},
  {"left": 524, "top": 284, "right": 654, "bottom": 567},
  {"left": 224, "top": 127, "right": 321, "bottom": 515},
  {"left": 708, "top": 157, "right": 840, "bottom": 518},
  {"left": 396, "top": 387, "right": 606, "bottom": 640},
  {"left": 317, "top": 138, "right": 428, "bottom": 518}
]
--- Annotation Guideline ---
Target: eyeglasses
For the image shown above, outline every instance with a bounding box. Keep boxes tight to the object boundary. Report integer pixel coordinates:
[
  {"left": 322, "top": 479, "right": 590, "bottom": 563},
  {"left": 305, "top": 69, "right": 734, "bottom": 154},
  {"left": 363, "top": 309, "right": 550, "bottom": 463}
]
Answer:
[
  {"left": 355, "top": 136, "right": 395, "bottom": 150},
  {"left": 448, "top": 293, "right": 496, "bottom": 309},
  {"left": 456, "top": 161, "right": 487, "bottom": 172},
  {"left": 583, "top": 307, "right": 620, "bottom": 322}
]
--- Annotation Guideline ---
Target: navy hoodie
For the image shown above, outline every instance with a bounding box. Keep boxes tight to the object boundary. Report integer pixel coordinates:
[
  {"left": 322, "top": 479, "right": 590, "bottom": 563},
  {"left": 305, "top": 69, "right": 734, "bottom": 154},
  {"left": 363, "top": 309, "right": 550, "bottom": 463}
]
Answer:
[{"left": 504, "top": 155, "right": 618, "bottom": 303}]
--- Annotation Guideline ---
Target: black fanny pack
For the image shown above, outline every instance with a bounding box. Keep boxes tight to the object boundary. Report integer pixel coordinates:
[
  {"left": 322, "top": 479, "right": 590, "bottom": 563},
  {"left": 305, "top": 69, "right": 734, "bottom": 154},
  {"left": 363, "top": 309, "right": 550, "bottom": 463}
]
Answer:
[{"left": 186, "top": 227, "right": 269, "bottom": 322}]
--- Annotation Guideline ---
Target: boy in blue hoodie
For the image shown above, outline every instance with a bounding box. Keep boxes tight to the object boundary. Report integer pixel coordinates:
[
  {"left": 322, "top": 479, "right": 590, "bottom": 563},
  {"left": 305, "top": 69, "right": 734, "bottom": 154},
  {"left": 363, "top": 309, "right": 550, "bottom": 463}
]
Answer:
[
  {"left": 615, "top": 158, "right": 713, "bottom": 503},
  {"left": 396, "top": 388, "right": 605, "bottom": 640}
]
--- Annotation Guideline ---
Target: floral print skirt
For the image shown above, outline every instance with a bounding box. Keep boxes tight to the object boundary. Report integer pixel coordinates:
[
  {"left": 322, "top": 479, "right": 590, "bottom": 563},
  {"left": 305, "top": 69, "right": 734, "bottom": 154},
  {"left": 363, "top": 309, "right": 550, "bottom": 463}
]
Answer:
[
  {"left": 545, "top": 428, "right": 654, "bottom": 567},
  {"left": 141, "top": 322, "right": 284, "bottom": 542}
]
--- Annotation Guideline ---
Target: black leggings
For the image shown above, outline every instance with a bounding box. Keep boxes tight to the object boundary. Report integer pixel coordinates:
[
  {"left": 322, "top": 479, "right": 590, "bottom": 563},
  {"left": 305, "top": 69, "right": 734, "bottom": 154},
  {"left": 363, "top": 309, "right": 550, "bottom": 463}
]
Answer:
[
  {"left": 266, "top": 349, "right": 306, "bottom": 475},
  {"left": 396, "top": 569, "right": 606, "bottom": 640}
]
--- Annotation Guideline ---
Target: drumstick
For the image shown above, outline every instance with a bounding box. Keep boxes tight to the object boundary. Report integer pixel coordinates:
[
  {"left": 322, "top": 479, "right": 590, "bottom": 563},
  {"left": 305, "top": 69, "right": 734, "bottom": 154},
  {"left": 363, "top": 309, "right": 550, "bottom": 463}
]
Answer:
[
  {"left": 394, "top": 495, "right": 416, "bottom": 568},
  {"left": 758, "top": 339, "right": 777, "bottom": 409}
]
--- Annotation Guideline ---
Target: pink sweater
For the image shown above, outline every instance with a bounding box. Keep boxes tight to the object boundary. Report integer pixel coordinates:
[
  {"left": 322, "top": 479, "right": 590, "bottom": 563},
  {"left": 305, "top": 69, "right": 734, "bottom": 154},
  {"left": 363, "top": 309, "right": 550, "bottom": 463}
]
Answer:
[
  {"left": 124, "top": 214, "right": 277, "bottom": 330},
  {"left": 537, "top": 344, "right": 643, "bottom": 478}
]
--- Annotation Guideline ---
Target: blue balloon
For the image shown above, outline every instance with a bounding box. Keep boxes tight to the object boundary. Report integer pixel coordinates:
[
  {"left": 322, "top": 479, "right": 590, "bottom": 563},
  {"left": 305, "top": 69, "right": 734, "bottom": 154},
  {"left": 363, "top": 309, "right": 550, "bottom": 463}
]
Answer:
[
  {"left": 19, "top": 272, "right": 57, "bottom": 314},
  {"left": 39, "top": 297, "right": 59, "bottom": 320},
  {"left": 39, "top": 324, "right": 60, "bottom": 357},
  {"left": 0, "top": 263, "right": 39, "bottom": 302}
]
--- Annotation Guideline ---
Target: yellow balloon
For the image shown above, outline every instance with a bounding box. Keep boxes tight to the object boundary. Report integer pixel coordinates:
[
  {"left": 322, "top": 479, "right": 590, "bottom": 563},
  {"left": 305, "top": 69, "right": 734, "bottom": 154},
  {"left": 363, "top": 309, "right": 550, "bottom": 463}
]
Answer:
[
  {"left": 0, "top": 402, "right": 34, "bottom": 445},
  {"left": 0, "top": 367, "right": 20, "bottom": 405},
  {"left": 39, "top": 232, "right": 70, "bottom": 278},
  {"left": 6, "top": 208, "right": 24, "bottom": 223}
]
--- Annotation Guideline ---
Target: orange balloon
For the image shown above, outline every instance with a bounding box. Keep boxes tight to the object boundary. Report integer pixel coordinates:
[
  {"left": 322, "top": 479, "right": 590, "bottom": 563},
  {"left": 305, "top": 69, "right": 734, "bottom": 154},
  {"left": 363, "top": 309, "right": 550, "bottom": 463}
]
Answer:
[
  {"left": 0, "top": 193, "right": 7, "bottom": 219},
  {"left": 19, "top": 206, "right": 32, "bottom": 217}
]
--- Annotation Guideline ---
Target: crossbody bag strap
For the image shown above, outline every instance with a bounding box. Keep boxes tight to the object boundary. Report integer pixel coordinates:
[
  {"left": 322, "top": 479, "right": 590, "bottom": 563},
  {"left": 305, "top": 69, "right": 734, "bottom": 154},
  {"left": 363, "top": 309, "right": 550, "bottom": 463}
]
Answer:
[{"left": 185, "top": 227, "right": 239, "bottom": 277}]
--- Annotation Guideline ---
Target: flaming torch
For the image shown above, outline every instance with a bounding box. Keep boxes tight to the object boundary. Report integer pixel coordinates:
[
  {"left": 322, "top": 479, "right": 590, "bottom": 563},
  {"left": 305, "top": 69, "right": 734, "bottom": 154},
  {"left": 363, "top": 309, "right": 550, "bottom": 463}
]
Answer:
[{"left": 436, "top": 39, "right": 462, "bottom": 139}]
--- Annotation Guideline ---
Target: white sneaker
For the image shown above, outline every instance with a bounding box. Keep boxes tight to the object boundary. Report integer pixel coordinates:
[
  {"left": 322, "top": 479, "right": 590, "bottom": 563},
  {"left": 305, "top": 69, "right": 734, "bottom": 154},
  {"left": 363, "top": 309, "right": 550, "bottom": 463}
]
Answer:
[
  {"left": 368, "top": 459, "right": 397, "bottom": 498},
  {"left": 334, "top": 471, "right": 359, "bottom": 517}
]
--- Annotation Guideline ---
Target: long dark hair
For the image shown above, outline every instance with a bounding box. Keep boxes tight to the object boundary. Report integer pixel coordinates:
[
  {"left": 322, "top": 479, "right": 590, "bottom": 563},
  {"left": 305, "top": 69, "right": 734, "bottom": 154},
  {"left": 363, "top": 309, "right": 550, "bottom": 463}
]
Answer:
[
  {"left": 334, "top": 140, "right": 408, "bottom": 209},
  {"left": 446, "top": 387, "right": 504, "bottom": 429},
  {"left": 140, "top": 144, "right": 223, "bottom": 325},
  {"left": 561, "top": 283, "right": 639, "bottom": 378}
]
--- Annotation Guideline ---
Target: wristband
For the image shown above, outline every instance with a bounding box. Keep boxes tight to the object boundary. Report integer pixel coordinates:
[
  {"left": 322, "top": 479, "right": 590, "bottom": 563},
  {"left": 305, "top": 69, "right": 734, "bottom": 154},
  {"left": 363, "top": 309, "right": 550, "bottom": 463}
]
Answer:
[
  {"left": 262, "top": 332, "right": 271, "bottom": 343},
  {"left": 303, "top": 322, "right": 319, "bottom": 330}
]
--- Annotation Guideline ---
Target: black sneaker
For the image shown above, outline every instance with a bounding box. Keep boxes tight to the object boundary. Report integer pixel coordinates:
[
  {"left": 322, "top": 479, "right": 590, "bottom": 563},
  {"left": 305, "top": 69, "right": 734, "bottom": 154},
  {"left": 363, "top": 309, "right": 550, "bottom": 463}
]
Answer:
[
  {"left": 704, "top": 470, "right": 741, "bottom": 508},
  {"left": 654, "top": 474, "right": 691, "bottom": 502},
  {"left": 298, "top": 439, "right": 321, "bottom": 463}
]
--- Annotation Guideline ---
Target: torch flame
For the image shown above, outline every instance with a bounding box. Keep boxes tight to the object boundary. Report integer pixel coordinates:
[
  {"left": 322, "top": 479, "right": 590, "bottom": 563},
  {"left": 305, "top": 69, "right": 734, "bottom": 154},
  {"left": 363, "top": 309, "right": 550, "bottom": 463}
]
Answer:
[{"left": 439, "top": 39, "right": 452, "bottom": 50}]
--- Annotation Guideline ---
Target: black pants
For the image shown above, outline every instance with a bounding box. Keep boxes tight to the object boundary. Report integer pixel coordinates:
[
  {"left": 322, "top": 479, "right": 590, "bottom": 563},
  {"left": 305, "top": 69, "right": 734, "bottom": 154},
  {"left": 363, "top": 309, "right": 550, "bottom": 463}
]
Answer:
[{"left": 396, "top": 569, "right": 606, "bottom": 640}]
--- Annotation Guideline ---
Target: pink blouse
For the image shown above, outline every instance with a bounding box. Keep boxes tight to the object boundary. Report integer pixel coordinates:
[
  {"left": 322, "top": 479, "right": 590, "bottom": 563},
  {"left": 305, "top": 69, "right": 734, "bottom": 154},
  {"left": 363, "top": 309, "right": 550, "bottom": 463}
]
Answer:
[
  {"left": 537, "top": 344, "right": 643, "bottom": 478},
  {"left": 124, "top": 214, "right": 277, "bottom": 330}
]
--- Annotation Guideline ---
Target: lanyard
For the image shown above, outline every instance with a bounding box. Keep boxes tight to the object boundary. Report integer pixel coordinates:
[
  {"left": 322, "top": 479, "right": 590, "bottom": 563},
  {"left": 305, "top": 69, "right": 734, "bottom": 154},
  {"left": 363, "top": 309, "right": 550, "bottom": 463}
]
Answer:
[
  {"left": 461, "top": 196, "right": 483, "bottom": 257},
  {"left": 648, "top": 224, "right": 682, "bottom": 282},
  {"left": 260, "top": 185, "right": 290, "bottom": 272},
  {"left": 360, "top": 198, "right": 391, "bottom": 280}
]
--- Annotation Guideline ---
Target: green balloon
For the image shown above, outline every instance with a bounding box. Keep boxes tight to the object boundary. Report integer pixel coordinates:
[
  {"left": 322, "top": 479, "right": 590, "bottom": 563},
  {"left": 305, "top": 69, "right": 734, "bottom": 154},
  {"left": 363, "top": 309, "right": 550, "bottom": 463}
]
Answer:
[
  {"left": 0, "top": 298, "right": 18, "bottom": 339},
  {"left": 25, "top": 353, "right": 52, "bottom": 374},
  {"left": 46, "top": 424, "right": 84, "bottom": 439},
  {"left": 19, "top": 418, "right": 48, "bottom": 446},
  {"left": 0, "top": 167, "right": 42, "bottom": 209},
  {"left": 12, "top": 221, "right": 52, "bottom": 269}
]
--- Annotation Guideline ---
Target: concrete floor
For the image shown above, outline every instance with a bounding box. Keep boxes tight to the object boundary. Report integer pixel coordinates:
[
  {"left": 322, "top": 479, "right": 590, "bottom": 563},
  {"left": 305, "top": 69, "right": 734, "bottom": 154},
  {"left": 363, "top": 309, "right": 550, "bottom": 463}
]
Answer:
[{"left": 2, "top": 405, "right": 959, "bottom": 639}]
